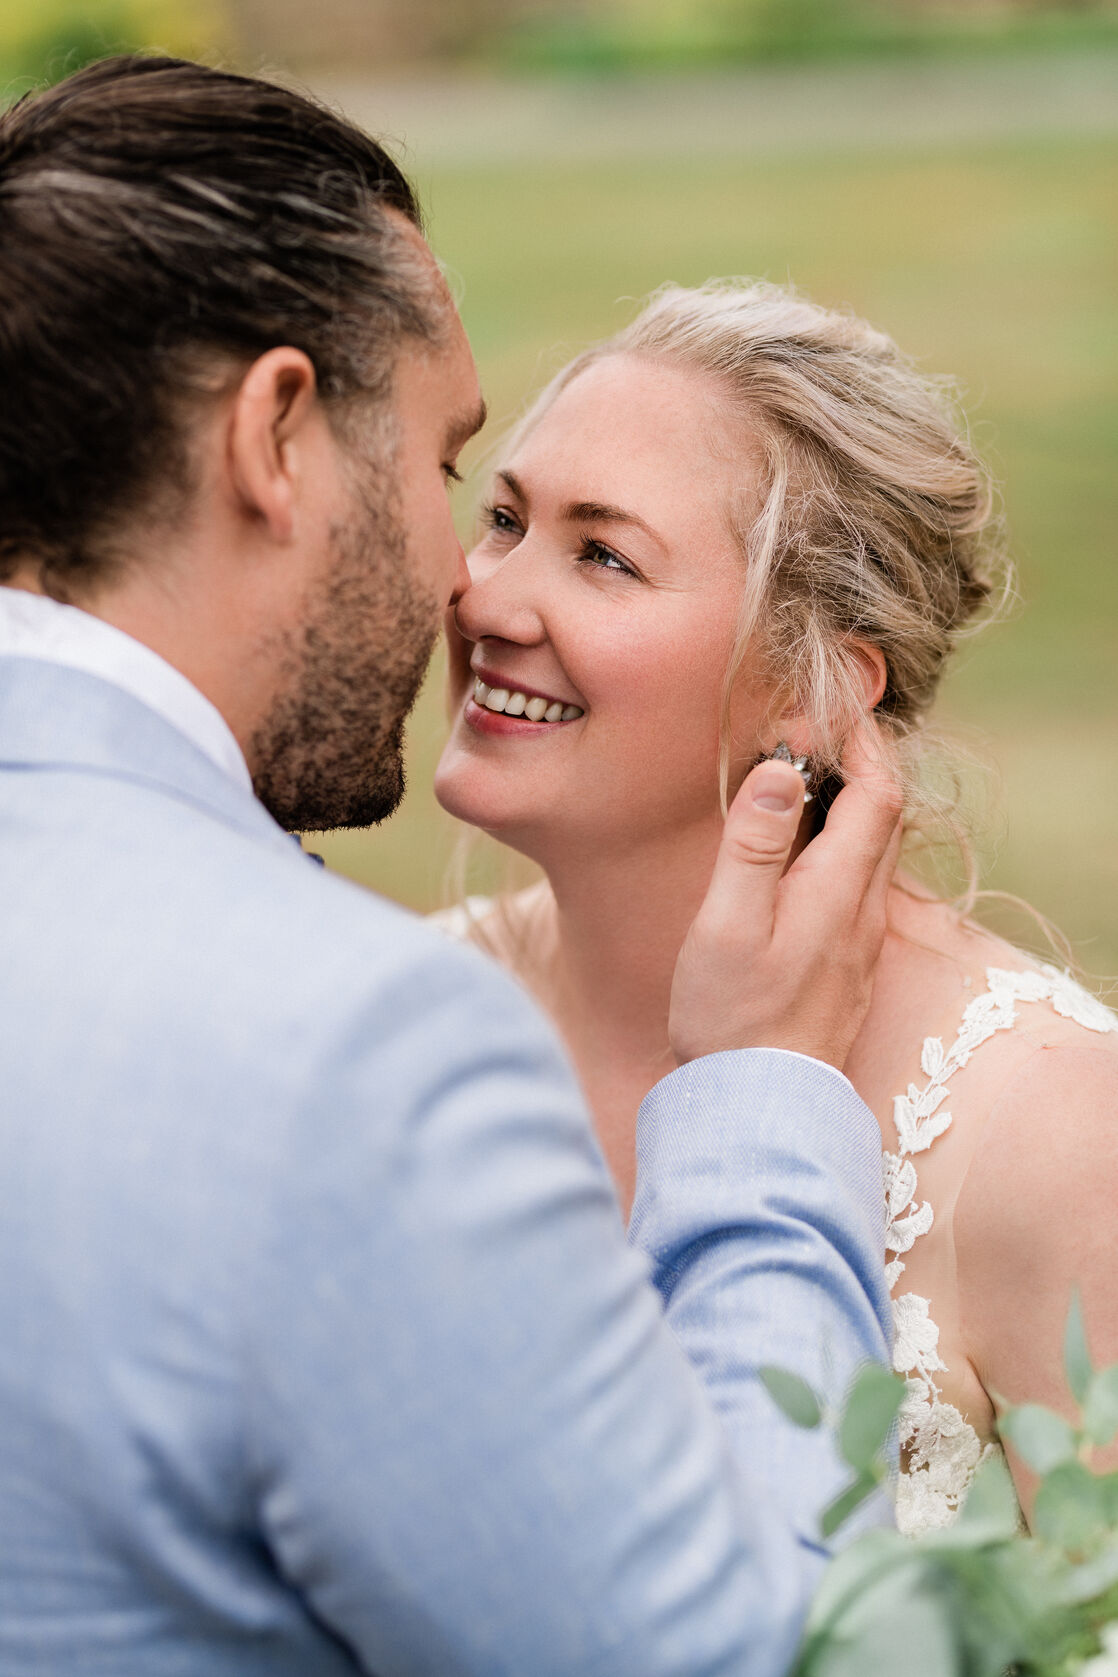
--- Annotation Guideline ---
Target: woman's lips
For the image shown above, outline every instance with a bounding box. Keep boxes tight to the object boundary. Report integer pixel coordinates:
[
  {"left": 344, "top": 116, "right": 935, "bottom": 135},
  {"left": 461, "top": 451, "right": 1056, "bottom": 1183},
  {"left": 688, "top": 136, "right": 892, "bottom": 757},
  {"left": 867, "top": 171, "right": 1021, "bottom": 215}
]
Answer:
[
  {"left": 464, "top": 697, "right": 583, "bottom": 737},
  {"left": 469, "top": 674, "right": 584, "bottom": 724}
]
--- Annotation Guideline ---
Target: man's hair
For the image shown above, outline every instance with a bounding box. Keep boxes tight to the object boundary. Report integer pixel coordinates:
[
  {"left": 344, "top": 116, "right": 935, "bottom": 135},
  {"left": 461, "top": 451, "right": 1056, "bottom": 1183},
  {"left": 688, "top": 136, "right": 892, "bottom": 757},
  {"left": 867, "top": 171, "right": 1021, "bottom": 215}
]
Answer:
[{"left": 0, "top": 54, "right": 443, "bottom": 589}]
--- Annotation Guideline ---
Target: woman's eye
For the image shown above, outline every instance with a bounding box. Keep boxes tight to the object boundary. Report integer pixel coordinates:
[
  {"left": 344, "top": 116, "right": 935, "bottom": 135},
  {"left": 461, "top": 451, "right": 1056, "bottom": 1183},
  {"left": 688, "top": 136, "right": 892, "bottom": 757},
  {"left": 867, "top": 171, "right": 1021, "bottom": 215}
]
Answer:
[
  {"left": 480, "top": 502, "right": 522, "bottom": 537},
  {"left": 579, "top": 538, "right": 635, "bottom": 578}
]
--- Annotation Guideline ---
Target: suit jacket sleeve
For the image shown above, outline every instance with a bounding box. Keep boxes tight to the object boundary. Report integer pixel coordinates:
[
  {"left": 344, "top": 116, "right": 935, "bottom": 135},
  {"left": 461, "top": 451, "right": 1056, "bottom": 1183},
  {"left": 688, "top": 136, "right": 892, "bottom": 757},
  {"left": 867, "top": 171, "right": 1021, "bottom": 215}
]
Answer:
[{"left": 242, "top": 933, "right": 891, "bottom": 1677}]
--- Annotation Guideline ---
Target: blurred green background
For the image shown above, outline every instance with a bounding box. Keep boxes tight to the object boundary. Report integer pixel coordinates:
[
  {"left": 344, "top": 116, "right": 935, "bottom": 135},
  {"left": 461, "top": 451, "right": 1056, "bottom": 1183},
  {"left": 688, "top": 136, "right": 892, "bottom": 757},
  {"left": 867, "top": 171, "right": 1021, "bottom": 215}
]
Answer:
[{"left": 4, "top": 1, "right": 1116, "bottom": 972}]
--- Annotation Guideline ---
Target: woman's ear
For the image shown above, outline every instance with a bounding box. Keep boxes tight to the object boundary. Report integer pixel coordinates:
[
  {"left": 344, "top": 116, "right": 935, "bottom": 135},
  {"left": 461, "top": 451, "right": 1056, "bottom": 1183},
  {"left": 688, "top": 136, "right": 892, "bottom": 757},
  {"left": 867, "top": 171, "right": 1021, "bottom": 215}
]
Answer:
[
  {"left": 846, "top": 640, "right": 888, "bottom": 711},
  {"left": 767, "top": 641, "right": 887, "bottom": 757}
]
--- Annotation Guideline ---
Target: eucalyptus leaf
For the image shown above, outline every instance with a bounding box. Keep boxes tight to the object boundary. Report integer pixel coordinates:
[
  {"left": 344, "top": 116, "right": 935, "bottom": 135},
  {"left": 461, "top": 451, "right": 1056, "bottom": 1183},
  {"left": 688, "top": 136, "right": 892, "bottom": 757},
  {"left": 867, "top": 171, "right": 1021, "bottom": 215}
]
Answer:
[
  {"left": 821, "top": 1471, "right": 878, "bottom": 1540},
  {"left": 1000, "top": 1404, "right": 1078, "bottom": 1475},
  {"left": 760, "top": 1365, "right": 822, "bottom": 1430},
  {"left": 1100, "top": 1472, "right": 1118, "bottom": 1524},
  {"left": 1065, "top": 1288, "right": 1094, "bottom": 1405},
  {"left": 803, "top": 1529, "right": 906, "bottom": 1637},
  {"left": 951, "top": 1540, "right": 1082, "bottom": 1674},
  {"left": 1084, "top": 1366, "right": 1118, "bottom": 1448},
  {"left": 796, "top": 1559, "right": 960, "bottom": 1677},
  {"left": 1033, "top": 1461, "right": 1109, "bottom": 1553},
  {"left": 1057, "top": 1540, "right": 1118, "bottom": 1605},
  {"left": 838, "top": 1363, "right": 905, "bottom": 1473}
]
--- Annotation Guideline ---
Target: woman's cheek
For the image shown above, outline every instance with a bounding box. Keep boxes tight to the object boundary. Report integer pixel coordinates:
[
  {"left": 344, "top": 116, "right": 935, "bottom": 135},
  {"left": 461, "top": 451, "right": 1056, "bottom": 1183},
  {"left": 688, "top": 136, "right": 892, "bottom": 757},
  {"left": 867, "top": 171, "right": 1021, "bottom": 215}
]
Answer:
[{"left": 444, "top": 610, "right": 472, "bottom": 692}]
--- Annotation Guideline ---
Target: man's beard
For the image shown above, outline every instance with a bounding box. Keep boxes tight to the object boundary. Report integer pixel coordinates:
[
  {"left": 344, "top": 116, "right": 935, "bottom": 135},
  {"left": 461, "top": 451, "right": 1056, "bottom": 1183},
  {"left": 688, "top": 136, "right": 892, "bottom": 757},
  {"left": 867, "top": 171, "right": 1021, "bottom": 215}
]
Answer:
[{"left": 249, "top": 482, "right": 440, "bottom": 834}]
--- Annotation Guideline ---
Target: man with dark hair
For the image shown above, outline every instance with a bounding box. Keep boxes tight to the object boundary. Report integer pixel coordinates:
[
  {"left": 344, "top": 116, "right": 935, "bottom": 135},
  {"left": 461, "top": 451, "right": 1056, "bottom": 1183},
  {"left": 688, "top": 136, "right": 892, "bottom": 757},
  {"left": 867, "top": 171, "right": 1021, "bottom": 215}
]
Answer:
[{"left": 0, "top": 56, "right": 899, "bottom": 1675}]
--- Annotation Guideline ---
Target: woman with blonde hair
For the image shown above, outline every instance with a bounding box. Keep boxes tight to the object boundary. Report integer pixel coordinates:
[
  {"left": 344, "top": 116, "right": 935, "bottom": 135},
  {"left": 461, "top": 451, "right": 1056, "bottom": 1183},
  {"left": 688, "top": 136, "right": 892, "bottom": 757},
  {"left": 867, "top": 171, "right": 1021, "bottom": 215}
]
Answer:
[{"left": 433, "top": 280, "right": 1118, "bottom": 1534}]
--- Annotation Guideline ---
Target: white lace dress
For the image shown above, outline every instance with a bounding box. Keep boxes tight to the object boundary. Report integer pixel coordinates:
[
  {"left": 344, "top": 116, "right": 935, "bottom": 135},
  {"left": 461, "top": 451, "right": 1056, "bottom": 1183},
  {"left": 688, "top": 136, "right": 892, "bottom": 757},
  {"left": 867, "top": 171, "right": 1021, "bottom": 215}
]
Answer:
[
  {"left": 431, "top": 902, "right": 1117, "bottom": 1537},
  {"left": 887, "top": 963, "right": 1117, "bottom": 1536}
]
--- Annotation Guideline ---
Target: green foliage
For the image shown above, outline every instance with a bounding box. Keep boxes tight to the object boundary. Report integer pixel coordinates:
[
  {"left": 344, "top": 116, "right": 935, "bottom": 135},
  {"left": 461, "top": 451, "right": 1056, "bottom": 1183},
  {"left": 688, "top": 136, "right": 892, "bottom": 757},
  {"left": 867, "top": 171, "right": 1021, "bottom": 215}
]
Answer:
[
  {"left": 838, "top": 1362, "right": 904, "bottom": 1474},
  {"left": 763, "top": 1295, "right": 1118, "bottom": 1676},
  {"left": 761, "top": 1365, "right": 824, "bottom": 1430},
  {"left": 760, "top": 1357, "right": 903, "bottom": 1540},
  {"left": 1032, "top": 1462, "right": 1115, "bottom": 1552},
  {"left": 0, "top": 0, "right": 226, "bottom": 92},
  {"left": 5, "top": 13, "right": 132, "bottom": 92},
  {"left": 1084, "top": 1370, "right": 1118, "bottom": 1449},
  {"left": 489, "top": 1, "right": 1118, "bottom": 75},
  {"left": 1068, "top": 1290, "right": 1095, "bottom": 1406},
  {"left": 821, "top": 1471, "right": 879, "bottom": 1542},
  {"left": 1001, "top": 1404, "right": 1079, "bottom": 1475}
]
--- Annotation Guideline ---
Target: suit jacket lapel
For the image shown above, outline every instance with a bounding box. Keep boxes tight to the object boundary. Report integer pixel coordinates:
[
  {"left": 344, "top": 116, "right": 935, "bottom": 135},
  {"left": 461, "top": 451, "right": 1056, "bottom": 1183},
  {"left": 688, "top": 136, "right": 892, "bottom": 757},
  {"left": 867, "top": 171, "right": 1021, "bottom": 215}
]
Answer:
[{"left": 0, "top": 655, "right": 295, "bottom": 856}]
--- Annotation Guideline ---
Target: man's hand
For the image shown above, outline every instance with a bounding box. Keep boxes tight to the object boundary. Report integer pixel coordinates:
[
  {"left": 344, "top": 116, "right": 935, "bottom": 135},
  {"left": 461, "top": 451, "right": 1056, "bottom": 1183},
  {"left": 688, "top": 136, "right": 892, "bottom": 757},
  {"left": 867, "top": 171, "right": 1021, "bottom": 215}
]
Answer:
[{"left": 669, "top": 726, "right": 903, "bottom": 1071}]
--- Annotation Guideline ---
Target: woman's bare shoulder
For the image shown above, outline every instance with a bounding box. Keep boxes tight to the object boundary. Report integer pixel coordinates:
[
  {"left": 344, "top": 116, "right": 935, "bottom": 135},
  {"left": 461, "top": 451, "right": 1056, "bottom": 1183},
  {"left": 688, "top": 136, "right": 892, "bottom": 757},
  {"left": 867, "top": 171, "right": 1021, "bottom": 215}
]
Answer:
[
  {"left": 428, "top": 882, "right": 553, "bottom": 969},
  {"left": 886, "top": 883, "right": 1112, "bottom": 1024},
  {"left": 953, "top": 1038, "right": 1118, "bottom": 1420},
  {"left": 850, "top": 880, "right": 1117, "bottom": 1123}
]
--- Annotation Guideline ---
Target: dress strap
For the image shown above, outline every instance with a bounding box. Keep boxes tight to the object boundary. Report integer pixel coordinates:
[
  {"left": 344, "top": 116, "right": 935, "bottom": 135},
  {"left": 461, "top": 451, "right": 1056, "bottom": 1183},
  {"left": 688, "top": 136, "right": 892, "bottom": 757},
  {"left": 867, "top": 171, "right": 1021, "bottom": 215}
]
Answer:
[{"left": 887, "top": 962, "right": 1115, "bottom": 1534}]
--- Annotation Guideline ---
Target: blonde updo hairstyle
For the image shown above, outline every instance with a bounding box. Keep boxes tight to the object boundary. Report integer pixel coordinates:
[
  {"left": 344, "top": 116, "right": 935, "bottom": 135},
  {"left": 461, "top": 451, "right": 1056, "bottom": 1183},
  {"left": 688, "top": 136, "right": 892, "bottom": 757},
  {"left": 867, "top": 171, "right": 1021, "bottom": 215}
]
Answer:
[{"left": 512, "top": 279, "right": 1009, "bottom": 888}]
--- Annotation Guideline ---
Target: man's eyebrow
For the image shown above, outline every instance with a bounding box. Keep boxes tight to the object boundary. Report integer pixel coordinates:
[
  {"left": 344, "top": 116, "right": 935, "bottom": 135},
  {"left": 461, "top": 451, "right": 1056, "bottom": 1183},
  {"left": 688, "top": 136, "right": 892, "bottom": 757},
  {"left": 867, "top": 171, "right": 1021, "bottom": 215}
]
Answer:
[
  {"left": 446, "top": 397, "right": 488, "bottom": 453},
  {"left": 497, "top": 470, "right": 664, "bottom": 549}
]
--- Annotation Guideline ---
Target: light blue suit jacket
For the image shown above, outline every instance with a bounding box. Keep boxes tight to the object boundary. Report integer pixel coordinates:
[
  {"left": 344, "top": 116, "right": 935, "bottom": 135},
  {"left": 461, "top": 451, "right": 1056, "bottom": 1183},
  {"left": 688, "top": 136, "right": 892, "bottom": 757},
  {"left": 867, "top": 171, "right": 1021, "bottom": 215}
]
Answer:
[{"left": 0, "top": 655, "right": 891, "bottom": 1676}]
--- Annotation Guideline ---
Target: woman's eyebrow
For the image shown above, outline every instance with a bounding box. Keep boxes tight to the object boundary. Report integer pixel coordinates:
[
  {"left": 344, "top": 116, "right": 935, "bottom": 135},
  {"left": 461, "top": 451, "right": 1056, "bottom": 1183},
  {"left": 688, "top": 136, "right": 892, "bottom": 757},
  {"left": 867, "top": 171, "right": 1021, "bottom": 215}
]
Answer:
[
  {"left": 564, "top": 499, "right": 664, "bottom": 549},
  {"left": 497, "top": 469, "right": 666, "bottom": 551}
]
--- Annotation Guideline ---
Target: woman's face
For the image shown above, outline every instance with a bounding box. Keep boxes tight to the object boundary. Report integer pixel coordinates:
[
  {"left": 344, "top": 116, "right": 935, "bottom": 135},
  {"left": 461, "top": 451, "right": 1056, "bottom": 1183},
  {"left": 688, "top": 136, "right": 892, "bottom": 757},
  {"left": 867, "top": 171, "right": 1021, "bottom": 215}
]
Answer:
[{"left": 434, "top": 354, "right": 774, "bottom": 865}]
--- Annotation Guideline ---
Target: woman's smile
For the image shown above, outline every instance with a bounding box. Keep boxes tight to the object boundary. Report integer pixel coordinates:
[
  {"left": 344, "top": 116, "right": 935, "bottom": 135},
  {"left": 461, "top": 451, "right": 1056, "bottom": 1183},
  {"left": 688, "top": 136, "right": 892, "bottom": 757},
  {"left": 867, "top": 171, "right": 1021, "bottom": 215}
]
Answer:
[
  {"left": 468, "top": 668, "right": 585, "bottom": 731},
  {"left": 434, "top": 353, "right": 757, "bottom": 862}
]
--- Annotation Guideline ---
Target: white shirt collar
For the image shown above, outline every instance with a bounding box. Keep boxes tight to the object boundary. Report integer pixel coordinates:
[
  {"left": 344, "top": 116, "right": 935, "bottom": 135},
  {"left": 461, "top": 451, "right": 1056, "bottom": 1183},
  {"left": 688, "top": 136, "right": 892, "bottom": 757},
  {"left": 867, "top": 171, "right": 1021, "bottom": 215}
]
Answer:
[{"left": 0, "top": 587, "right": 253, "bottom": 795}]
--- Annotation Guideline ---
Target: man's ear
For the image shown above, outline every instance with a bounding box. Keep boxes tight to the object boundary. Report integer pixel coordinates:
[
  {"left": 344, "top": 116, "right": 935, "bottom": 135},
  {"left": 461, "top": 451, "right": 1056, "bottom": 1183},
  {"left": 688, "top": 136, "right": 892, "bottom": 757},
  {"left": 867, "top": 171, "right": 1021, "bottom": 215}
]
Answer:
[{"left": 226, "top": 347, "right": 320, "bottom": 543}]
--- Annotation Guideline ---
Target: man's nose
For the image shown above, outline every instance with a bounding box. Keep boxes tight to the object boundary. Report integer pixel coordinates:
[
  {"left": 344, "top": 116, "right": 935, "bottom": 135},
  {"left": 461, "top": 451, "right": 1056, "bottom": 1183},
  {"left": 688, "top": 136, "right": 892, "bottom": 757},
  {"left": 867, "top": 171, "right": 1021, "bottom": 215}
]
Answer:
[{"left": 448, "top": 541, "right": 470, "bottom": 608}]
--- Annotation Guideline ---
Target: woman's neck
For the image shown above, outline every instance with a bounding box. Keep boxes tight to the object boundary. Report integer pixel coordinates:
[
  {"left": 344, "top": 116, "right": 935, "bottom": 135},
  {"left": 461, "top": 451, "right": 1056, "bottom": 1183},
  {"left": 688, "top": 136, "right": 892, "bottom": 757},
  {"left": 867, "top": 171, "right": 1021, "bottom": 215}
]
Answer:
[
  {"left": 509, "top": 806, "right": 816, "bottom": 1215},
  {"left": 529, "top": 819, "right": 724, "bottom": 1077}
]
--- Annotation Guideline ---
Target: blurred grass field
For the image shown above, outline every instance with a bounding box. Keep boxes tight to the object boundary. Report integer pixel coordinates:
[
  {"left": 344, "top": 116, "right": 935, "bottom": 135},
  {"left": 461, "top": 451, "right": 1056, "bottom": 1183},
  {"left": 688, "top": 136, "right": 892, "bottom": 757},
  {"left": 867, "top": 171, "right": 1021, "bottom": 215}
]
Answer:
[
  {"left": 3, "top": 28, "right": 1113, "bottom": 971},
  {"left": 309, "top": 71, "right": 1118, "bottom": 974}
]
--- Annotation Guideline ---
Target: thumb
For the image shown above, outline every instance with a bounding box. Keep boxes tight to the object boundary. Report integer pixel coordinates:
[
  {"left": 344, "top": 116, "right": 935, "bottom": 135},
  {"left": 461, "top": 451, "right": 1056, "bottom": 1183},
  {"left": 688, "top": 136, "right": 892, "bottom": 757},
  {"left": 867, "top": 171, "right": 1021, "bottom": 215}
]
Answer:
[{"left": 699, "top": 760, "right": 805, "bottom": 944}]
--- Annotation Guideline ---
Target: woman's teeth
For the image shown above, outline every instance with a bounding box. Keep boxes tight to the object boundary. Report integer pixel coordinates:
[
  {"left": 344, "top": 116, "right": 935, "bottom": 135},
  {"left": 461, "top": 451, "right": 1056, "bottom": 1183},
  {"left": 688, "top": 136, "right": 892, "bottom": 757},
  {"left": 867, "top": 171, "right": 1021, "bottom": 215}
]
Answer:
[{"left": 473, "top": 677, "right": 582, "bottom": 723}]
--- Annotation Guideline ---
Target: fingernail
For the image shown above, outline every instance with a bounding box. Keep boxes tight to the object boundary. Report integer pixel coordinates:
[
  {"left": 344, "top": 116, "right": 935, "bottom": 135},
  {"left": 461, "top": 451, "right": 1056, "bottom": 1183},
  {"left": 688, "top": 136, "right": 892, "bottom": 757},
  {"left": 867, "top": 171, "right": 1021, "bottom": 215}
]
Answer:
[{"left": 749, "top": 764, "right": 801, "bottom": 813}]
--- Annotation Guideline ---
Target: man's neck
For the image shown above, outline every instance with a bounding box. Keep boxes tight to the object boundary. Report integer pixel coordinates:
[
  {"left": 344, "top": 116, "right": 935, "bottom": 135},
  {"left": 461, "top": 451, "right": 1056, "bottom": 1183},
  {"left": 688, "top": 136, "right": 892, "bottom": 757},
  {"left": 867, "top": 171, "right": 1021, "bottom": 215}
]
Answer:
[
  {"left": 0, "top": 577, "right": 255, "bottom": 794},
  {"left": 2, "top": 557, "right": 272, "bottom": 779}
]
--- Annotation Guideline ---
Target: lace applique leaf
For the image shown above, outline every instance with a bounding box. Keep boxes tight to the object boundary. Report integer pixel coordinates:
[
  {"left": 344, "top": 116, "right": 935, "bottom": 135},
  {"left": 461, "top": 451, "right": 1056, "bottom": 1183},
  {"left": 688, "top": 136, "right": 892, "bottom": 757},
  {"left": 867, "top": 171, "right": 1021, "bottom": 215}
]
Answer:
[
  {"left": 888, "top": 1202, "right": 934, "bottom": 1255},
  {"left": 892, "top": 1292, "right": 947, "bottom": 1379},
  {"left": 883, "top": 1153, "right": 916, "bottom": 1216},
  {"left": 886, "top": 960, "right": 1117, "bottom": 1536},
  {"left": 1038, "top": 963, "right": 1118, "bottom": 1034},
  {"left": 894, "top": 1093, "right": 953, "bottom": 1157},
  {"left": 921, "top": 1035, "right": 946, "bottom": 1079}
]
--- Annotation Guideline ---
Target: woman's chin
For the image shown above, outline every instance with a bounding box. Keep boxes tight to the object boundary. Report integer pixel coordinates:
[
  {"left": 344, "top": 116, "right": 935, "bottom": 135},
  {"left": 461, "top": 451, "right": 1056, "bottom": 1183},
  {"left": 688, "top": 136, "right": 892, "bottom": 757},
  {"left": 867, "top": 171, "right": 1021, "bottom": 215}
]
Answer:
[{"left": 433, "top": 753, "right": 535, "bottom": 841}]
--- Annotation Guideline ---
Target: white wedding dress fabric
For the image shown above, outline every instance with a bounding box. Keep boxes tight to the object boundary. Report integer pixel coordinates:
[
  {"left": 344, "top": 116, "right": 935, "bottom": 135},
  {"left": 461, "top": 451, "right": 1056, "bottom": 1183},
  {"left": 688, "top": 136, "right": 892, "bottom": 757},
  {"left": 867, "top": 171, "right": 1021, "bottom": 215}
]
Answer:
[
  {"left": 888, "top": 963, "right": 1117, "bottom": 1536},
  {"left": 430, "top": 903, "right": 1117, "bottom": 1535}
]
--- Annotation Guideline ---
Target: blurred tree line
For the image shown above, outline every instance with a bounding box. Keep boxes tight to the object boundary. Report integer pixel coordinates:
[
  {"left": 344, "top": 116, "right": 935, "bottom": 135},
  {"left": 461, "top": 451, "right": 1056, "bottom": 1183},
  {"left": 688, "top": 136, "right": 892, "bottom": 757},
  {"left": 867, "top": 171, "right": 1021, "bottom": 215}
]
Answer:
[
  {"left": 3, "top": 0, "right": 1118, "bottom": 82},
  {"left": 0, "top": 0, "right": 221, "bottom": 82}
]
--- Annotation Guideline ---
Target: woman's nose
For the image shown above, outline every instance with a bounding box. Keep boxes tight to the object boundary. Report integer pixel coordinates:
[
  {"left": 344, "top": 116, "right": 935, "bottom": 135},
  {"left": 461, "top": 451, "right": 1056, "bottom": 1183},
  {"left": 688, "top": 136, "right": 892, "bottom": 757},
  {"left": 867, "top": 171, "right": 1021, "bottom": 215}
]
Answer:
[{"left": 453, "top": 542, "right": 547, "bottom": 648}]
